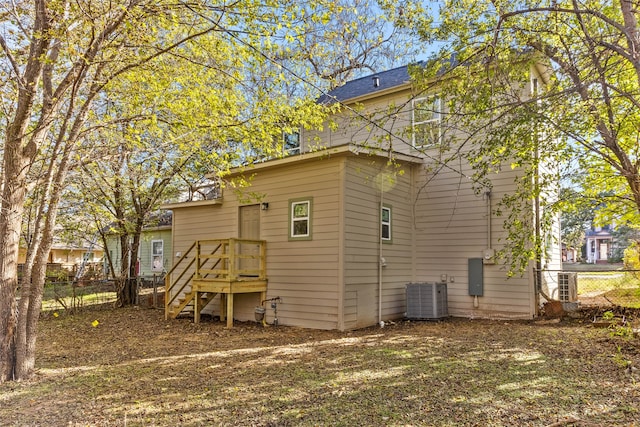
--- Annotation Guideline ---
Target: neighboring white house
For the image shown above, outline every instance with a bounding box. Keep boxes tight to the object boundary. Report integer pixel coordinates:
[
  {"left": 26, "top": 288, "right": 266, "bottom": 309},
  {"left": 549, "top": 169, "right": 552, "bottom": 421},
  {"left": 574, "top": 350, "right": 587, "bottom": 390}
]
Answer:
[{"left": 585, "top": 225, "right": 613, "bottom": 264}]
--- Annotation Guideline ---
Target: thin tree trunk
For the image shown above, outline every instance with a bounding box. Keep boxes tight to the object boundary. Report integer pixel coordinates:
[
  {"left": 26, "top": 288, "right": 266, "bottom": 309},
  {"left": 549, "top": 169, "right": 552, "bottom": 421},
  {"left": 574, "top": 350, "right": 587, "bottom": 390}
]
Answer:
[
  {"left": 0, "top": 149, "right": 33, "bottom": 382},
  {"left": 15, "top": 165, "right": 70, "bottom": 379},
  {"left": 116, "top": 232, "right": 132, "bottom": 306}
]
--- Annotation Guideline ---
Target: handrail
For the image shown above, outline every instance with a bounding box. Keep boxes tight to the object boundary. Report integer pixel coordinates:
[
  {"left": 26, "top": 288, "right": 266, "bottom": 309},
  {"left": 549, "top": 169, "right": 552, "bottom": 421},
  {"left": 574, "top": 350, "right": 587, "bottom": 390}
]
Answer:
[
  {"left": 166, "top": 243, "right": 221, "bottom": 308},
  {"left": 165, "top": 242, "right": 197, "bottom": 310},
  {"left": 166, "top": 241, "right": 196, "bottom": 276}
]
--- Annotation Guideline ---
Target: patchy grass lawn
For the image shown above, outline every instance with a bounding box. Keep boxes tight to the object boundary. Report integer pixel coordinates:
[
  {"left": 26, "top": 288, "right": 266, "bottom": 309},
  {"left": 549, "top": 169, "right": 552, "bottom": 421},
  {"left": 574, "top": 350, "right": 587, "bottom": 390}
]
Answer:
[{"left": 1, "top": 307, "right": 639, "bottom": 427}]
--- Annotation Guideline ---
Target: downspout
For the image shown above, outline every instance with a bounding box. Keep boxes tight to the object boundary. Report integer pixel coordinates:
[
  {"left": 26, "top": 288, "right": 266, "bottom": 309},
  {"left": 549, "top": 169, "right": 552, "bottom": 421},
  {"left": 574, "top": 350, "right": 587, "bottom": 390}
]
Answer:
[
  {"left": 378, "top": 178, "right": 384, "bottom": 327},
  {"left": 477, "top": 190, "right": 492, "bottom": 309},
  {"left": 534, "top": 161, "right": 542, "bottom": 316},
  {"left": 533, "top": 77, "right": 542, "bottom": 316},
  {"left": 485, "top": 190, "right": 492, "bottom": 250}
]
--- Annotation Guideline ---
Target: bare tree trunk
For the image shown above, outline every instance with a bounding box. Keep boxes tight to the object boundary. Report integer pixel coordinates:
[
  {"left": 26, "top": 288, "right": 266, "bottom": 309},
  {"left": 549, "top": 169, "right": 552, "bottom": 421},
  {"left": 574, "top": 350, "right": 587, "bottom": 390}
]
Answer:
[
  {"left": 115, "top": 232, "right": 132, "bottom": 306},
  {"left": 117, "top": 238, "right": 140, "bottom": 306},
  {"left": 15, "top": 171, "right": 68, "bottom": 379},
  {"left": 0, "top": 146, "right": 35, "bottom": 381},
  {"left": 0, "top": 0, "right": 51, "bottom": 383},
  {"left": 15, "top": 244, "right": 49, "bottom": 379}
]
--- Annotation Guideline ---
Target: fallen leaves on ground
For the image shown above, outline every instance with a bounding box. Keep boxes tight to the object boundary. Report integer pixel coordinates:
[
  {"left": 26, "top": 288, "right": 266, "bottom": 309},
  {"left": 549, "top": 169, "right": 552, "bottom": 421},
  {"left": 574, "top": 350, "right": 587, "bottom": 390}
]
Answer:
[{"left": 1, "top": 306, "right": 639, "bottom": 426}]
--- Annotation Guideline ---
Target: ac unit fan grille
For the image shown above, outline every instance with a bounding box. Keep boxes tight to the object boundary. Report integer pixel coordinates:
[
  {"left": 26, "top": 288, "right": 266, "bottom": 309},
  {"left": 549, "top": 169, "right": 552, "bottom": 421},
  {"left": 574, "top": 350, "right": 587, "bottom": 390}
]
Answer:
[{"left": 405, "top": 282, "right": 448, "bottom": 319}]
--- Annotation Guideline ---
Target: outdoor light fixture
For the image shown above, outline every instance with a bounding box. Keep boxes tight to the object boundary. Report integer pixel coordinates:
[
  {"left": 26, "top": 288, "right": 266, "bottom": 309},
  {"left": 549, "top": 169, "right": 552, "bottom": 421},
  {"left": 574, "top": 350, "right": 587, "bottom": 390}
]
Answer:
[{"left": 261, "top": 202, "right": 269, "bottom": 210}]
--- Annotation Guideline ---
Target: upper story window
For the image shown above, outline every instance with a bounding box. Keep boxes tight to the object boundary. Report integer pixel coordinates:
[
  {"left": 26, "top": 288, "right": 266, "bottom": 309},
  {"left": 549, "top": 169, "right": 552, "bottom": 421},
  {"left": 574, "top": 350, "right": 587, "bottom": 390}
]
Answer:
[
  {"left": 283, "top": 130, "right": 300, "bottom": 155},
  {"left": 412, "top": 96, "right": 442, "bottom": 148}
]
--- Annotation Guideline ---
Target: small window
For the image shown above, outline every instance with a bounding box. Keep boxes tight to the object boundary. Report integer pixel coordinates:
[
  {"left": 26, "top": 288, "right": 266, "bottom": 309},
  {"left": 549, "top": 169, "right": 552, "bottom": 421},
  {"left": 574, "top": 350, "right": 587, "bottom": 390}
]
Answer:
[
  {"left": 283, "top": 130, "right": 300, "bottom": 155},
  {"left": 412, "top": 96, "right": 442, "bottom": 147},
  {"left": 289, "top": 199, "right": 312, "bottom": 240},
  {"left": 381, "top": 205, "right": 392, "bottom": 242},
  {"left": 151, "top": 240, "right": 164, "bottom": 272}
]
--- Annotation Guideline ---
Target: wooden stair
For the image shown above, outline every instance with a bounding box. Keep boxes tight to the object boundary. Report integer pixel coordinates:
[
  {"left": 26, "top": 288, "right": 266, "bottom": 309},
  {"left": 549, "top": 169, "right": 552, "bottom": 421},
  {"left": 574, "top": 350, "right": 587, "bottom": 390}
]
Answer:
[
  {"left": 165, "top": 239, "right": 267, "bottom": 327},
  {"left": 168, "top": 290, "right": 217, "bottom": 320}
]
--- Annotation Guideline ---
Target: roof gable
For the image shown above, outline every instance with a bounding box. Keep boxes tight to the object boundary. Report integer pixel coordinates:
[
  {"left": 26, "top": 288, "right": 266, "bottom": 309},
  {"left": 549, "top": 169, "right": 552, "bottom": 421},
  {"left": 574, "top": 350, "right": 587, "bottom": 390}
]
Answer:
[{"left": 319, "top": 64, "right": 415, "bottom": 104}]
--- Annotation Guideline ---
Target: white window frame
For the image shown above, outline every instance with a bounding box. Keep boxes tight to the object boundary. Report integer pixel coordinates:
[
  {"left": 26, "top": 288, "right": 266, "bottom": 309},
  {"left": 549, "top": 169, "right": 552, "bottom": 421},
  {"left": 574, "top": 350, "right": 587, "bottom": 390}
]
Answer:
[
  {"left": 290, "top": 199, "right": 311, "bottom": 240},
  {"left": 151, "top": 239, "right": 164, "bottom": 272},
  {"left": 283, "top": 129, "right": 301, "bottom": 155},
  {"left": 381, "top": 205, "right": 392, "bottom": 242},
  {"left": 412, "top": 96, "right": 442, "bottom": 148}
]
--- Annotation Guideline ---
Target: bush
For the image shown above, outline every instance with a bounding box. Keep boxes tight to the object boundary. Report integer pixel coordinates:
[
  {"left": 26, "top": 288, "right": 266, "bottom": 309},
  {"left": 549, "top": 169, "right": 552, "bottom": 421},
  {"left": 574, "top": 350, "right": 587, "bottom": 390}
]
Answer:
[{"left": 623, "top": 241, "right": 640, "bottom": 271}]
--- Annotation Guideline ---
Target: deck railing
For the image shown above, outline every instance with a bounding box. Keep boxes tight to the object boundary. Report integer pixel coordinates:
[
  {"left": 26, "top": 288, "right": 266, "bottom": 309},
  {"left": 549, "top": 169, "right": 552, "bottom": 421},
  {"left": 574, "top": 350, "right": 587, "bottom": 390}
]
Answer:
[{"left": 195, "top": 238, "right": 267, "bottom": 281}]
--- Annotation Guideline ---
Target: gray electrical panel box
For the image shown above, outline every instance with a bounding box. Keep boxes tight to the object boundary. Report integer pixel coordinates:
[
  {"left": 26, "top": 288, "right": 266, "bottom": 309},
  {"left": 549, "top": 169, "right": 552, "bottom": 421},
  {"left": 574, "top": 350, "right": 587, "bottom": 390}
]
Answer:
[{"left": 468, "top": 258, "right": 484, "bottom": 296}]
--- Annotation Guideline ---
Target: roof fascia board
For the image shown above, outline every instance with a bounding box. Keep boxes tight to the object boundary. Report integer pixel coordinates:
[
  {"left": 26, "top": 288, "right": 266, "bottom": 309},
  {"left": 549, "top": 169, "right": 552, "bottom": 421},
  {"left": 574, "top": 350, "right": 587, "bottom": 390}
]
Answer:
[
  {"left": 220, "top": 144, "right": 423, "bottom": 179},
  {"left": 336, "top": 82, "right": 413, "bottom": 105},
  {"left": 161, "top": 199, "right": 222, "bottom": 210}
]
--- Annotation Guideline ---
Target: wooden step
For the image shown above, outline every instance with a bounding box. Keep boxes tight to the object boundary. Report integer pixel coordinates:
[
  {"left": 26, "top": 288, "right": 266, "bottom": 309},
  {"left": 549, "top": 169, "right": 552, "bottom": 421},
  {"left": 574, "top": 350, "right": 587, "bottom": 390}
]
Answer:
[{"left": 169, "top": 291, "right": 217, "bottom": 319}]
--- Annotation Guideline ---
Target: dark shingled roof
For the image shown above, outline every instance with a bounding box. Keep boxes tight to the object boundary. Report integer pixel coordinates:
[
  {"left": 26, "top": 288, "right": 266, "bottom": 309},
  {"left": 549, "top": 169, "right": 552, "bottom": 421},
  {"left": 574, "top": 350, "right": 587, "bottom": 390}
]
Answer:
[{"left": 318, "top": 64, "right": 418, "bottom": 104}]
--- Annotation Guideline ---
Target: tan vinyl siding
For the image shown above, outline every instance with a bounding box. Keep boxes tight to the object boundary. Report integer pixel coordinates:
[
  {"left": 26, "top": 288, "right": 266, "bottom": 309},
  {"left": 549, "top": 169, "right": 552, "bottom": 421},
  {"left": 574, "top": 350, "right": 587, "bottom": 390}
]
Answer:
[
  {"left": 170, "top": 157, "right": 344, "bottom": 330},
  {"left": 413, "top": 160, "right": 535, "bottom": 319},
  {"left": 255, "top": 160, "right": 342, "bottom": 329},
  {"left": 305, "top": 89, "right": 414, "bottom": 156},
  {"left": 168, "top": 65, "right": 556, "bottom": 328},
  {"left": 342, "top": 156, "right": 414, "bottom": 329}
]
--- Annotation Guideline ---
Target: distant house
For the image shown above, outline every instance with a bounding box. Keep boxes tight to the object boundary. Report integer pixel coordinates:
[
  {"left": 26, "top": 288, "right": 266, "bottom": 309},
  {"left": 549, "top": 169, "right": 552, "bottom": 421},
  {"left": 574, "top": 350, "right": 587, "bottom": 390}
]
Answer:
[
  {"left": 562, "top": 243, "right": 579, "bottom": 263},
  {"left": 585, "top": 226, "right": 613, "bottom": 264},
  {"left": 163, "top": 63, "right": 561, "bottom": 330},
  {"left": 18, "top": 241, "right": 104, "bottom": 281},
  {"left": 104, "top": 212, "right": 172, "bottom": 279}
]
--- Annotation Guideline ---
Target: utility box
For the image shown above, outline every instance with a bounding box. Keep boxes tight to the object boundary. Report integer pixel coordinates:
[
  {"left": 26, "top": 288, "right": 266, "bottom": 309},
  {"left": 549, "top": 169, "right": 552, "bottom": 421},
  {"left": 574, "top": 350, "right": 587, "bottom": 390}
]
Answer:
[
  {"left": 405, "top": 282, "right": 448, "bottom": 320},
  {"left": 558, "top": 272, "right": 578, "bottom": 302},
  {"left": 468, "top": 258, "right": 484, "bottom": 296}
]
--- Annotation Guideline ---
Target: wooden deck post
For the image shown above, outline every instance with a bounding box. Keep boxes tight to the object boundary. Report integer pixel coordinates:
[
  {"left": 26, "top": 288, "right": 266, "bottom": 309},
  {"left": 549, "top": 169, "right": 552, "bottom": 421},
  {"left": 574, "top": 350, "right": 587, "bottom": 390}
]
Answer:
[
  {"left": 194, "top": 291, "right": 201, "bottom": 324},
  {"left": 195, "top": 241, "right": 201, "bottom": 279},
  {"left": 226, "top": 293, "right": 234, "bottom": 328},
  {"left": 228, "top": 238, "right": 236, "bottom": 281}
]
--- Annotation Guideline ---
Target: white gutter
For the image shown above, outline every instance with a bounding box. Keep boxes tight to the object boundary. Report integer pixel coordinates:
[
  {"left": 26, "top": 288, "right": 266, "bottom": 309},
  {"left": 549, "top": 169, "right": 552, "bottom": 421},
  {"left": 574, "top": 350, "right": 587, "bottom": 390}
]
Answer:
[{"left": 379, "top": 181, "right": 384, "bottom": 327}]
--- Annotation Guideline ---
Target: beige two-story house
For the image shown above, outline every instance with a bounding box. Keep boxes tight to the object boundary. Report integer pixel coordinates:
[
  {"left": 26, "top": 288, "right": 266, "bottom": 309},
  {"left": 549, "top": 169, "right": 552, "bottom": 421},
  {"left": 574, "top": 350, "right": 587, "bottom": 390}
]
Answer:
[{"left": 163, "top": 62, "right": 561, "bottom": 330}]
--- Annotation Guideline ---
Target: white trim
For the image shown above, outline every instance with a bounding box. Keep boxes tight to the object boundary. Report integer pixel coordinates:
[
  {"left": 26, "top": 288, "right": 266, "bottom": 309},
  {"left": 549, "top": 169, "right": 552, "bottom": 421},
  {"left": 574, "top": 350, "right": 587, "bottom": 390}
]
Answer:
[
  {"left": 151, "top": 239, "right": 164, "bottom": 272},
  {"left": 412, "top": 96, "right": 442, "bottom": 148},
  {"left": 381, "top": 206, "right": 391, "bottom": 241},
  {"left": 291, "top": 200, "right": 311, "bottom": 238}
]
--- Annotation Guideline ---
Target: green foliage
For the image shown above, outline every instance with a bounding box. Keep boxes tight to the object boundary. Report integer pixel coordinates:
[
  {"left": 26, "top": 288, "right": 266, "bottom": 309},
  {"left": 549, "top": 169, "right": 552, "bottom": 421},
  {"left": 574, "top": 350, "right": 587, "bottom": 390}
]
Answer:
[
  {"left": 391, "top": 0, "right": 640, "bottom": 274},
  {"left": 610, "top": 225, "right": 640, "bottom": 263},
  {"left": 47, "top": 0, "right": 408, "bottom": 272},
  {"left": 623, "top": 241, "right": 640, "bottom": 271}
]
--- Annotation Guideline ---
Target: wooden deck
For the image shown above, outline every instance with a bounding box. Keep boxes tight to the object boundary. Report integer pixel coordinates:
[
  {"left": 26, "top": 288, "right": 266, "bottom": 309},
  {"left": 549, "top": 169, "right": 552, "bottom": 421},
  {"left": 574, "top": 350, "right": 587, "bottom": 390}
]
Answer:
[{"left": 165, "top": 239, "right": 267, "bottom": 327}]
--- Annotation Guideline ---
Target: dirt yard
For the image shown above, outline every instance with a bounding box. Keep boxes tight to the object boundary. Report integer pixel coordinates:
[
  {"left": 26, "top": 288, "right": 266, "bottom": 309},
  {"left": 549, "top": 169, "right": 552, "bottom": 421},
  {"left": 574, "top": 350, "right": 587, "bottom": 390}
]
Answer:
[{"left": 1, "top": 306, "right": 639, "bottom": 426}]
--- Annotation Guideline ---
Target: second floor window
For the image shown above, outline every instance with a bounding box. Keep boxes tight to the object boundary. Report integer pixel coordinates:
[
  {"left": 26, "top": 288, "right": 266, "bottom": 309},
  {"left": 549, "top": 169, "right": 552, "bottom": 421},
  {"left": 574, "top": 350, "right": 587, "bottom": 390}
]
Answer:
[
  {"left": 412, "top": 96, "right": 442, "bottom": 148},
  {"left": 284, "top": 130, "right": 300, "bottom": 155}
]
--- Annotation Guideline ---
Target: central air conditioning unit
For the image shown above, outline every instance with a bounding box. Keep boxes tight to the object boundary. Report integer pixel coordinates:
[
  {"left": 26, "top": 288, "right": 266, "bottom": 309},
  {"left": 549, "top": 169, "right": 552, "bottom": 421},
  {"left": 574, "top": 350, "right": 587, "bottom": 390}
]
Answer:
[
  {"left": 557, "top": 272, "right": 578, "bottom": 302},
  {"left": 405, "top": 282, "right": 448, "bottom": 320}
]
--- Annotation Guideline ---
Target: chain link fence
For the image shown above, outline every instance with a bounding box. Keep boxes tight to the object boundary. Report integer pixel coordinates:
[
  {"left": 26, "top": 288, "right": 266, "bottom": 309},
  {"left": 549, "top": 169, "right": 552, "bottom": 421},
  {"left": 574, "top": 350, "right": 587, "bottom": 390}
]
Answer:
[
  {"left": 42, "top": 274, "right": 165, "bottom": 312},
  {"left": 539, "top": 268, "right": 640, "bottom": 309}
]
